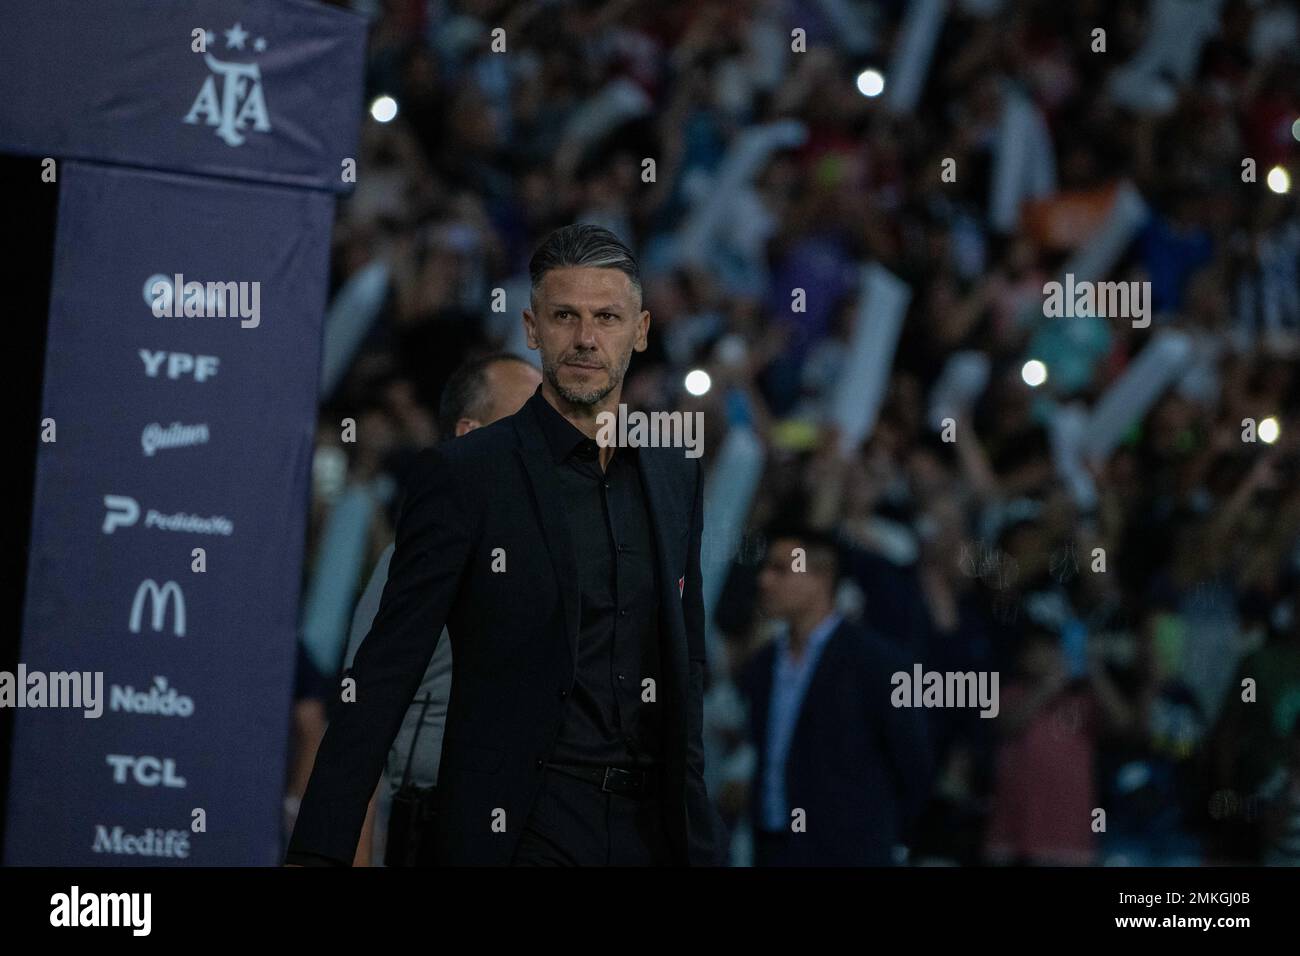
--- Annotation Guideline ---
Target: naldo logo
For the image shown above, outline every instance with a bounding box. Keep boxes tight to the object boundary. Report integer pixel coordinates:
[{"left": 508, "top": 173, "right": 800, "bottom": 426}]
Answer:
[{"left": 183, "top": 22, "right": 271, "bottom": 147}]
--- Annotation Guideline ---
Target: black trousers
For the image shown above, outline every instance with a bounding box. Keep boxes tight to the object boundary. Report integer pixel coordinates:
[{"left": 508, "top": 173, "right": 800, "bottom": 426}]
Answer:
[{"left": 511, "top": 767, "right": 673, "bottom": 866}]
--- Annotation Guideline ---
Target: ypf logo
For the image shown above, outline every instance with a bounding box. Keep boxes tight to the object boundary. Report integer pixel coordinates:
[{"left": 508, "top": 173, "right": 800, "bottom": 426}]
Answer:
[
  {"left": 183, "top": 22, "right": 272, "bottom": 147},
  {"left": 129, "top": 580, "right": 186, "bottom": 637}
]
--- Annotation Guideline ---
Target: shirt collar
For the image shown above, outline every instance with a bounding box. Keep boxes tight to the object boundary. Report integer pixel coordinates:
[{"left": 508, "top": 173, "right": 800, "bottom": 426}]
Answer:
[
  {"left": 528, "top": 384, "right": 594, "bottom": 464},
  {"left": 807, "top": 612, "right": 842, "bottom": 649},
  {"left": 779, "top": 611, "right": 842, "bottom": 661}
]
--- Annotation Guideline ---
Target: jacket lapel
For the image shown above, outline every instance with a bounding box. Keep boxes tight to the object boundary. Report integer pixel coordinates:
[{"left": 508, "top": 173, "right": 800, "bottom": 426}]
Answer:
[
  {"left": 513, "top": 406, "right": 581, "bottom": 675},
  {"left": 636, "top": 448, "right": 689, "bottom": 656},
  {"left": 750, "top": 643, "right": 777, "bottom": 751},
  {"left": 788, "top": 622, "right": 844, "bottom": 754}
]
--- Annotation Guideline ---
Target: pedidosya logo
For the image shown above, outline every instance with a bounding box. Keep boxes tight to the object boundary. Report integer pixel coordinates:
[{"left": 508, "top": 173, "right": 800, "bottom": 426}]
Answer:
[{"left": 183, "top": 22, "right": 272, "bottom": 147}]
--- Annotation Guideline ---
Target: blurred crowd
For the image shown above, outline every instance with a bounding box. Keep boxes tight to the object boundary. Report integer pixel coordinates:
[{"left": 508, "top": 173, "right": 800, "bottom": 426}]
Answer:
[{"left": 289, "top": 0, "right": 1300, "bottom": 865}]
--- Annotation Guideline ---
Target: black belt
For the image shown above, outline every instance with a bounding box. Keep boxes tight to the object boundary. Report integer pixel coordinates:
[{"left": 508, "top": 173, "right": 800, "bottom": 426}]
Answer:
[{"left": 545, "top": 762, "right": 658, "bottom": 798}]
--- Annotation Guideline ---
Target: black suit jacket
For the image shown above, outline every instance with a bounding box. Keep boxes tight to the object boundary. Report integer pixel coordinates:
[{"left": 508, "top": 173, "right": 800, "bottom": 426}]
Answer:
[
  {"left": 740, "top": 620, "right": 933, "bottom": 866},
  {"left": 287, "top": 394, "right": 723, "bottom": 865}
]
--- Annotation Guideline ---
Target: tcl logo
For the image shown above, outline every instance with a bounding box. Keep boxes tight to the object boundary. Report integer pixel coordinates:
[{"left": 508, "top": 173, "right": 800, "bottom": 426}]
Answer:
[{"left": 105, "top": 754, "right": 187, "bottom": 788}]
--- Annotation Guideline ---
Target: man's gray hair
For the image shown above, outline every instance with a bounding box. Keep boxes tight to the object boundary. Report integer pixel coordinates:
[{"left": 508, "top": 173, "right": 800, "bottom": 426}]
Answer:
[{"left": 528, "top": 223, "right": 642, "bottom": 309}]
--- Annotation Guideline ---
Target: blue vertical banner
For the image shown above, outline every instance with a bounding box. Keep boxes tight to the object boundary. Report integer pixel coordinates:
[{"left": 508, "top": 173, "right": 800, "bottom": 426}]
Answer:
[
  {"left": 5, "top": 161, "right": 332, "bottom": 865},
  {"left": 0, "top": 0, "right": 365, "bottom": 865}
]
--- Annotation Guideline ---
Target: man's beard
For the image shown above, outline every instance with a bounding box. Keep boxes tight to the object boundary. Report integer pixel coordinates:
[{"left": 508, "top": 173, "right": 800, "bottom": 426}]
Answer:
[{"left": 541, "top": 350, "right": 628, "bottom": 407}]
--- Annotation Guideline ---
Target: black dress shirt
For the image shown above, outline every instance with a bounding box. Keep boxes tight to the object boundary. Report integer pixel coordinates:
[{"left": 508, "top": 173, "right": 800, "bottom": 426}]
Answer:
[{"left": 529, "top": 387, "right": 664, "bottom": 770}]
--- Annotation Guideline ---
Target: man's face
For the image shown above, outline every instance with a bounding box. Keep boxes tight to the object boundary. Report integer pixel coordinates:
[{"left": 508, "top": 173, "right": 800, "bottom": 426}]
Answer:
[
  {"left": 758, "top": 537, "right": 832, "bottom": 621},
  {"left": 523, "top": 266, "right": 649, "bottom": 408}
]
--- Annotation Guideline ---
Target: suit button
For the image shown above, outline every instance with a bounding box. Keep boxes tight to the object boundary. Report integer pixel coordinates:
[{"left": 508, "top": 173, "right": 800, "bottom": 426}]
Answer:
[
  {"left": 559, "top": 688, "right": 567, "bottom": 698},
  {"left": 535, "top": 758, "right": 544, "bottom": 769}
]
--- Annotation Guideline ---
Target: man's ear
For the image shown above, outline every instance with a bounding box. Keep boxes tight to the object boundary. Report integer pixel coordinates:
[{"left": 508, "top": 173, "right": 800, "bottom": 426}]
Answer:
[
  {"left": 635, "top": 309, "right": 650, "bottom": 352},
  {"left": 523, "top": 309, "right": 539, "bottom": 350}
]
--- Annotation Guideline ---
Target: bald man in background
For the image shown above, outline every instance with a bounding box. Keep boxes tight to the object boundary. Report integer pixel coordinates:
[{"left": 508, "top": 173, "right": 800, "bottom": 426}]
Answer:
[{"left": 347, "top": 352, "right": 541, "bottom": 865}]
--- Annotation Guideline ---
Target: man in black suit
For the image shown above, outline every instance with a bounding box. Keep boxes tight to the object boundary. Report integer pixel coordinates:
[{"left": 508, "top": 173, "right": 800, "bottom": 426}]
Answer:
[
  {"left": 287, "top": 223, "right": 722, "bottom": 866},
  {"left": 740, "top": 528, "right": 933, "bottom": 866}
]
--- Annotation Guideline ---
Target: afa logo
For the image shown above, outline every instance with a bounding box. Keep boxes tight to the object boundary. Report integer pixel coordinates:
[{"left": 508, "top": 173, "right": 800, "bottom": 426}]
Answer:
[{"left": 183, "top": 22, "right": 271, "bottom": 147}]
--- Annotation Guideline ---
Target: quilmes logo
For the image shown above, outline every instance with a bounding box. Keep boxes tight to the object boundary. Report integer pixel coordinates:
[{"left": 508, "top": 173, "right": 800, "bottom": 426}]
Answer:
[
  {"left": 183, "top": 22, "right": 271, "bottom": 147},
  {"left": 129, "top": 580, "right": 186, "bottom": 637},
  {"left": 141, "top": 422, "right": 210, "bottom": 456}
]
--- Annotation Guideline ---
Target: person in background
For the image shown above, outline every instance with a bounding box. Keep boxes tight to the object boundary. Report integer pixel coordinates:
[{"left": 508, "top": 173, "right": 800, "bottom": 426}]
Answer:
[
  {"left": 739, "top": 527, "right": 933, "bottom": 866},
  {"left": 1096, "top": 606, "right": 1206, "bottom": 866},
  {"left": 347, "top": 352, "right": 541, "bottom": 865},
  {"left": 984, "top": 624, "right": 1131, "bottom": 865}
]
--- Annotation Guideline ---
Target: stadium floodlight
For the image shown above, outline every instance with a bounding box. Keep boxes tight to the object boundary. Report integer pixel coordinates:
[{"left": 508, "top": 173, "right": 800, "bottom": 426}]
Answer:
[
  {"left": 855, "top": 69, "right": 885, "bottom": 98},
  {"left": 1260, "top": 416, "right": 1280, "bottom": 444},
  {"left": 685, "top": 369, "right": 711, "bottom": 397},
  {"left": 1267, "top": 165, "right": 1290, "bottom": 195},
  {"left": 1022, "top": 359, "right": 1048, "bottom": 388},
  {"left": 370, "top": 95, "right": 398, "bottom": 123}
]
